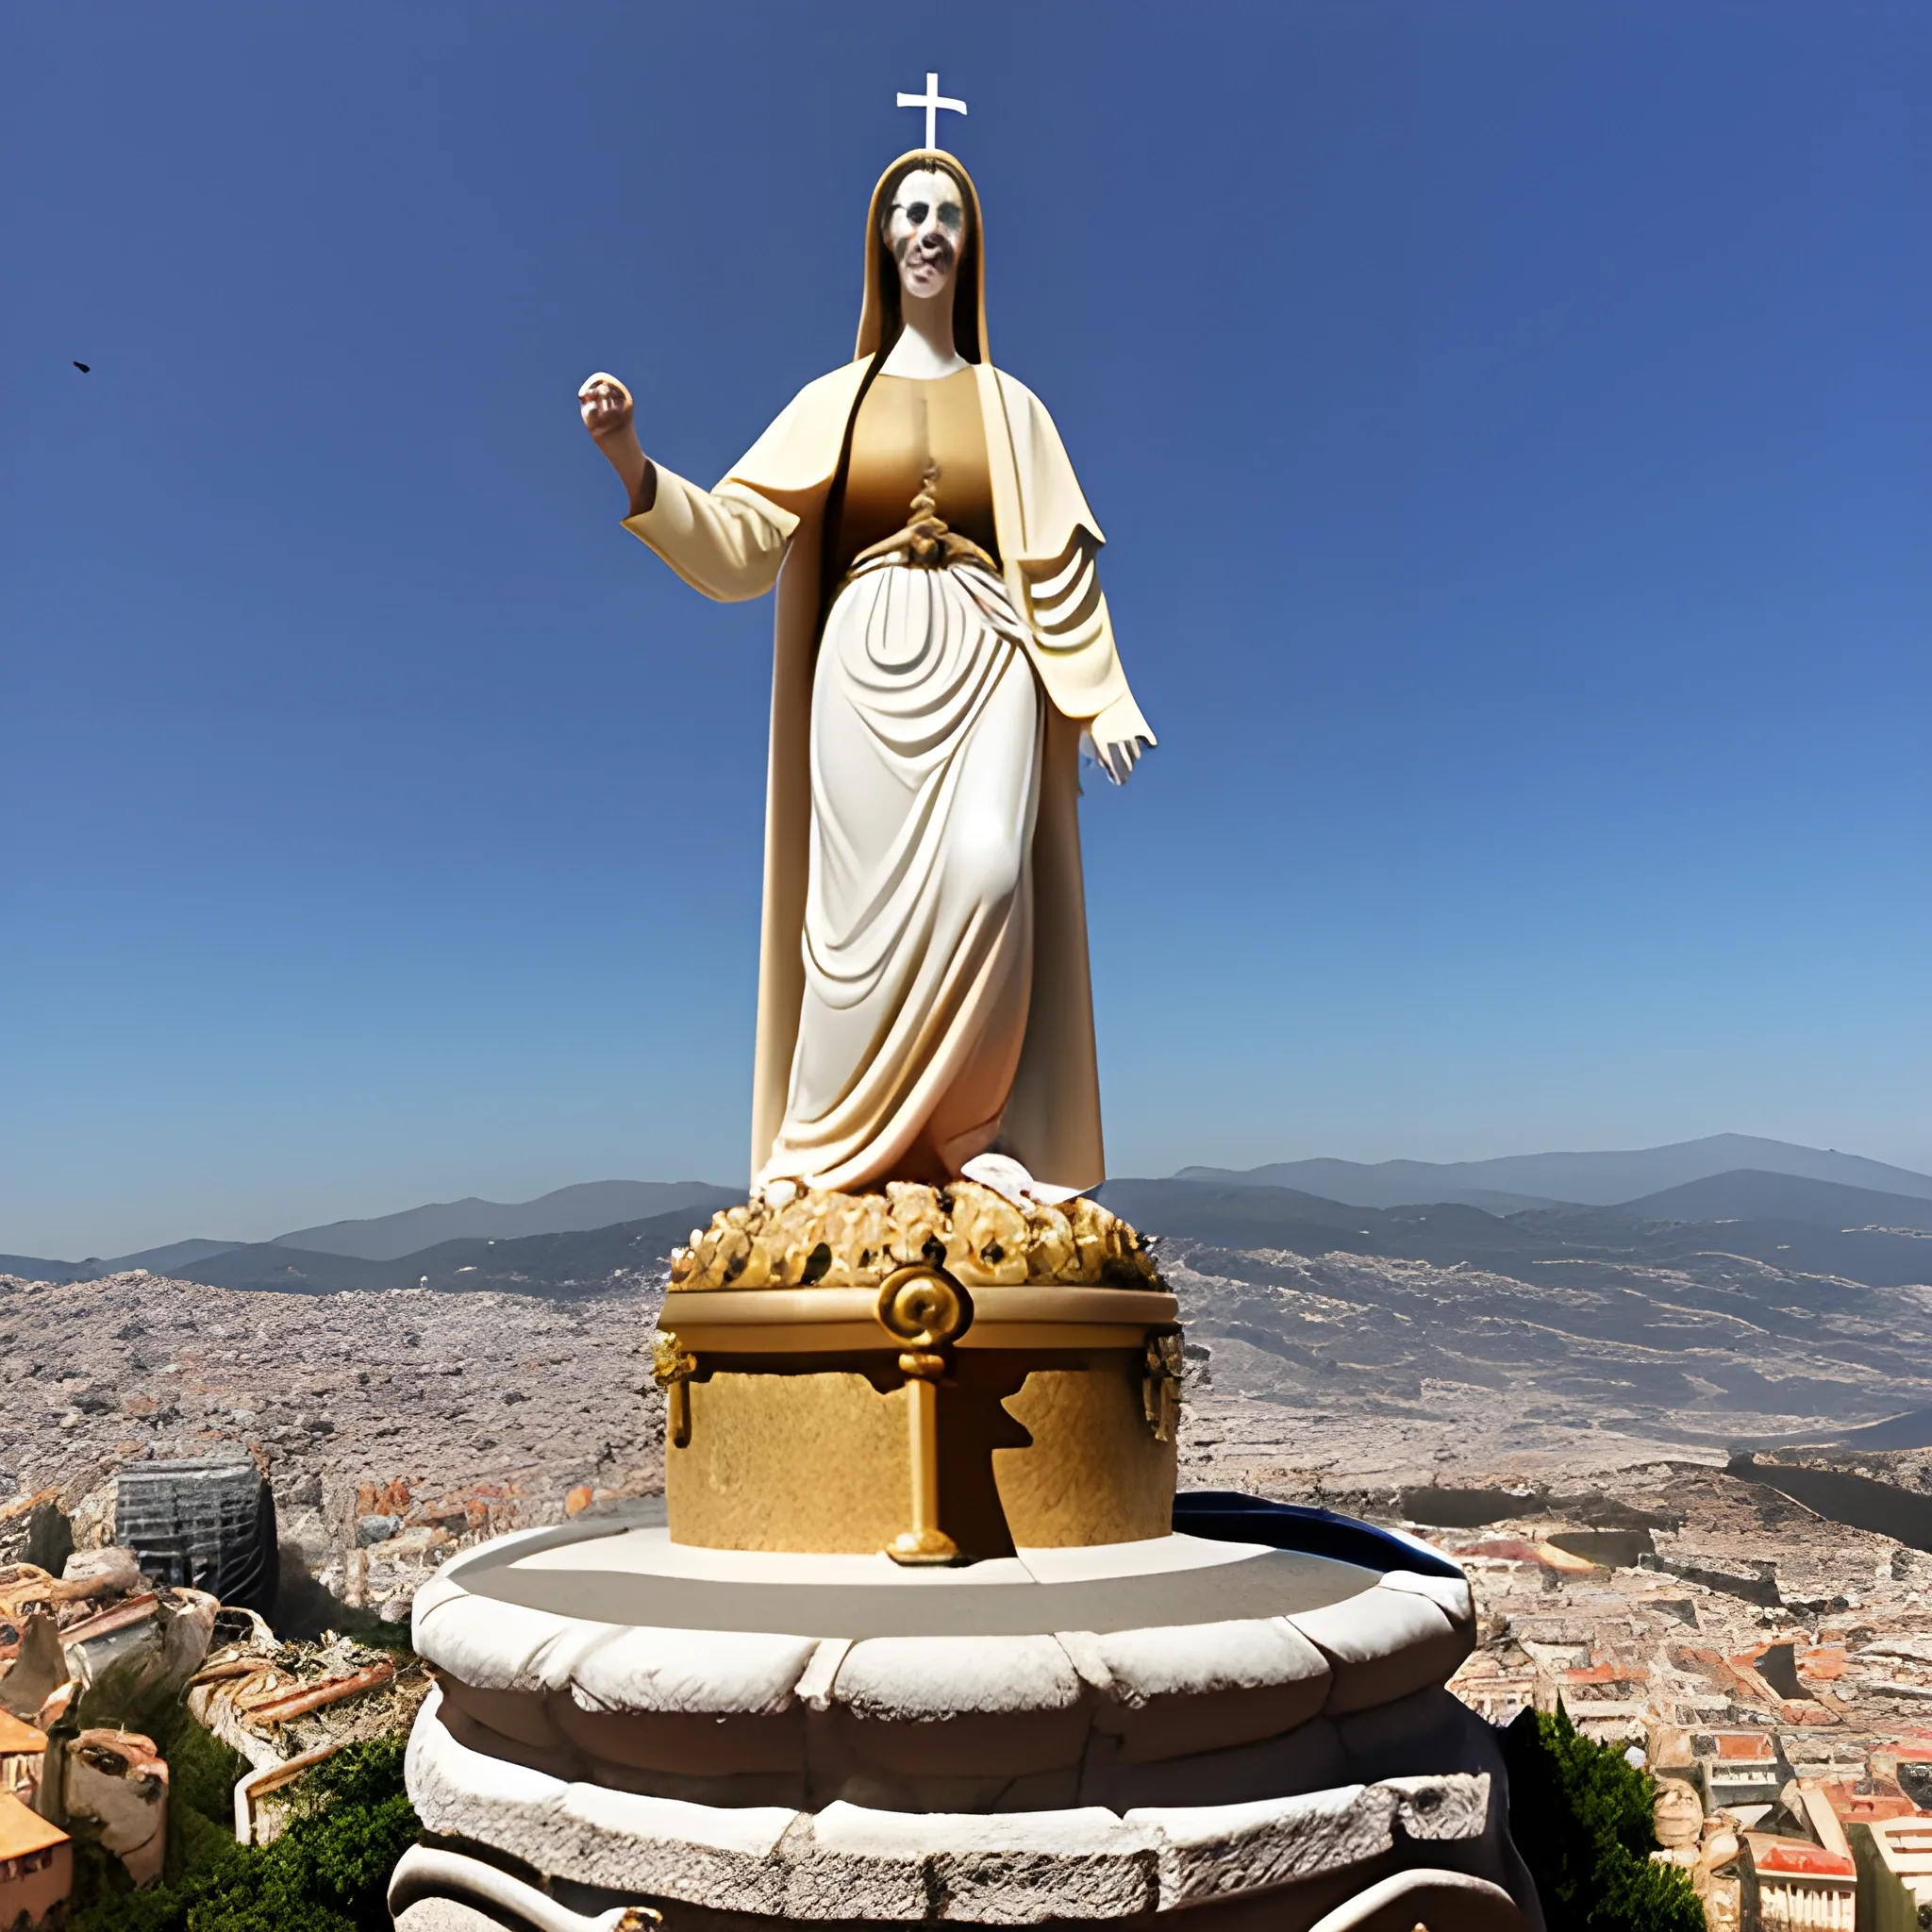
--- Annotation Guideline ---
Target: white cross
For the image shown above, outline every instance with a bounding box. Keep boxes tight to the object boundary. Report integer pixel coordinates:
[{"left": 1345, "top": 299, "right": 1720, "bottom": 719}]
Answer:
[{"left": 895, "top": 71, "right": 967, "bottom": 152}]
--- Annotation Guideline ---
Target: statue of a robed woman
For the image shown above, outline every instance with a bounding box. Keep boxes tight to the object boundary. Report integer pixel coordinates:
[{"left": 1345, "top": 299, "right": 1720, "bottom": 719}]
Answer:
[{"left": 579, "top": 149, "right": 1154, "bottom": 1203}]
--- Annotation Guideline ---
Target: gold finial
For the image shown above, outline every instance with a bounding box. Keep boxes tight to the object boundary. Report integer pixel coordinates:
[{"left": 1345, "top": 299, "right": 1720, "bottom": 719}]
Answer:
[
  {"left": 876, "top": 1263, "right": 973, "bottom": 1564},
  {"left": 652, "top": 1331, "right": 698, "bottom": 1449}
]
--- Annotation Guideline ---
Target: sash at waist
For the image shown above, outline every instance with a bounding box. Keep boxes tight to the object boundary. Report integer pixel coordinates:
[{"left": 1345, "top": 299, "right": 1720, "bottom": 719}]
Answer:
[{"left": 839, "top": 467, "right": 999, "bottom": 589}]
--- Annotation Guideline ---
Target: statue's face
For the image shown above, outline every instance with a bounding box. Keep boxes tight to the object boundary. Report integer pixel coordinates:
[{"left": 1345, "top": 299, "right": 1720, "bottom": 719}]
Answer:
[{"left": 882, "top": 167, "right": 965, "bottom": 304}]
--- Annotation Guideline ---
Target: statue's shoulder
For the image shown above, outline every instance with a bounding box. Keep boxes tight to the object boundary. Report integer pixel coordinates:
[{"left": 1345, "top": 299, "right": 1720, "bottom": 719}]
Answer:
[
  {"left": 788, "top": 358, "right": 873, "bottom": 410},
  {"left": 986, "top": 366, "right": 1077, "bottom": 457},
  {"left": 727, "top": 359, "right": 871, "bottom": 499},
  {"left": 760, "top": 358, "right": 871, "bottom": 447},
  {"left": 986, "top": 364, "right": 1051, "bottom": 422}
]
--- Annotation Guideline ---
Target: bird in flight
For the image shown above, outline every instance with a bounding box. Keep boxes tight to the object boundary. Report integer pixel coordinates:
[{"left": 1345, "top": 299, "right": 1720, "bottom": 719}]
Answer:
[{"left": 73, "top": 360, "right": 91, "bottom": 373}]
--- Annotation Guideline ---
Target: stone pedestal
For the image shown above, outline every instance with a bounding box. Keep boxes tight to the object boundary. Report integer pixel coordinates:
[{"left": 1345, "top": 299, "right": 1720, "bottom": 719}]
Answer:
[
  {"left": 391, "top": 1194, "right": 1541, "bottom": 1930},
  {"left": 391, "top": 1505, "right": 1538, "bottom": 1929}
]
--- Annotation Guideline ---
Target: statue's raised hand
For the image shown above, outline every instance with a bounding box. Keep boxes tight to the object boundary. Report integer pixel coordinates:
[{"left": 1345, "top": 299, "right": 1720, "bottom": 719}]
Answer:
[
  {"left": 577, "top": 372, "right": 655, "bottom": 513},
  {"left": 578, "top": 372, "right": 633, "bottom": 441}
]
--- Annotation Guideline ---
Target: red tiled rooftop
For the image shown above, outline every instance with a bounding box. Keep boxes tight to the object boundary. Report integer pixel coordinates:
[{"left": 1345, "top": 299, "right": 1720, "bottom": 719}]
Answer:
[
  {"left": 0, "top": 1712, "right": 46, "bottom": 1755},
  {"left": 1820, "top": 1782, "right": 1917, "bottom": 1824},
  {"left": 1753, "top": 1842, "right": 1856, "bottom": 1879},
  {"left": 0, "top": 1790, "right": 67, "bottom": 1860}
]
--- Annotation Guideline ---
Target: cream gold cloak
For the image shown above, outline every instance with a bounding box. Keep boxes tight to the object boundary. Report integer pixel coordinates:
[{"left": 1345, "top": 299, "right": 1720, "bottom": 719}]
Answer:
[{"left": 619, "top": 152, "right": 1149, "bottom": 1192}]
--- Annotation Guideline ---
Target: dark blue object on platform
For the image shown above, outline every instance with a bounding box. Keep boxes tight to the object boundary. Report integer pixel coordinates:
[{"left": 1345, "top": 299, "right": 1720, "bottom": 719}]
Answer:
[{"left": 1174, "top": 1488, "right": 1464, "bottom": 1580}]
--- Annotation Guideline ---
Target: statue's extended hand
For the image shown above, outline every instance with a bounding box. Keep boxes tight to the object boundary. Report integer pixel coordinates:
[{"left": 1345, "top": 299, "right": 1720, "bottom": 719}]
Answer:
[
  {"left": 578, "top": 372, "right": 654, "bottom": 513},
  {"left": 1087, "top": 695, "right": 1157, "bottom": 787}
]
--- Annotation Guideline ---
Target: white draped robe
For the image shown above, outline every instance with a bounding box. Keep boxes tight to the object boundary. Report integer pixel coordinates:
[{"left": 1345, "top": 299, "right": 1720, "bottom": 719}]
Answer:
[{"left": 622, "top": 359, "right": 1148, "bottom": 1195}]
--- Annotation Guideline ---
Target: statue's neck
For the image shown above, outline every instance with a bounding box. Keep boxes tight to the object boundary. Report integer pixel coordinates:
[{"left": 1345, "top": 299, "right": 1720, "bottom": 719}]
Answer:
[{"left": 880, "top": 290, "right": 968, "bottom": 378}]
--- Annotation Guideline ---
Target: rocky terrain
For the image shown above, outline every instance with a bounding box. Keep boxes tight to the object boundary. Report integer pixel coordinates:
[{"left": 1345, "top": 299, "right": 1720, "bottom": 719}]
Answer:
[
  {"left": 5, "top": 1195, "right": 1931, "bottom": 1626},
  {"left": 1162, "top": 1229, "right": 1932, "bottom": 1477},
  {"left": 8, "top": 1189, "right": 1932, "bottom": 1931},
  {"left": 0, "top": 1269, "right": 665, "bottom": 1626},
  {"left": 1429, "top": 1458, "right": 1932, "bottom": 1740}
]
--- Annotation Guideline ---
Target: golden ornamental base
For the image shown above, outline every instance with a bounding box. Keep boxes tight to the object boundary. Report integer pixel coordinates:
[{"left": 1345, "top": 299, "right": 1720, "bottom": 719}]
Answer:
[{"left": 656, "top": 1186, "right": 1180, "bottom": 1559}]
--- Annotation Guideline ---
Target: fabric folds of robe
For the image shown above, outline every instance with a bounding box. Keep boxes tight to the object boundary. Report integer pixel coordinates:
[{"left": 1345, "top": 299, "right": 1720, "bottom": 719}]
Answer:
[
  {"left": 757, "top": 558, "right": 1044, "bottom": 1191},
  {"left": 622, "top": 359, "right": 1144, "bottom": 1193}
]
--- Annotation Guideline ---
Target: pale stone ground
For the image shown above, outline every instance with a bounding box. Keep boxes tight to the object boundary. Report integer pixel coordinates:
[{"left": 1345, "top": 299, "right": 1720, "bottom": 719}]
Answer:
[
  {"left": 0, "top": 1270, "right": 664, "bottom": 1617},
  {"left": 1178, "top": 1364, "right": 1725, "bottom": 1506},
  {"left": 2, "top": 1264, "right": 1717, "bottom": 1552}
]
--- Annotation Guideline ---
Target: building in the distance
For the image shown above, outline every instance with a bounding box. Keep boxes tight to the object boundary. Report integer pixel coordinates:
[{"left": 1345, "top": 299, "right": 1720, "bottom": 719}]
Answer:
[
  {"left": 0, "top": 1712, "right": 46, "bottom": 1806},
  {"left": 0, "top": 1789, "right": 71, "bottom": 1929},
  {"left": 1850, "top": 1813, "right": 1932, "bottom": 1932},
  {"left": 1742, "top": 1831, "right": 1857, "bottom": 1929},
  {"left": 1700, "top": 1731, "right": 1786, "bottom": 1819}
]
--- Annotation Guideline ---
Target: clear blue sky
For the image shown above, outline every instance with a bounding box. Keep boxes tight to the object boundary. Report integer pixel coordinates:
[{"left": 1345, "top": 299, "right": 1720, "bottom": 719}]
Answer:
[{"left": 6, "top": 3, "right": 1927, "bottom": 1258}]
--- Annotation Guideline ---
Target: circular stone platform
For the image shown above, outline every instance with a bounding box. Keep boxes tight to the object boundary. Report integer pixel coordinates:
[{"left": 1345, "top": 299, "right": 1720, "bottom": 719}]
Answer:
[{"left": 396, "top": 1504, "right": 1540, "bottom": 1929}]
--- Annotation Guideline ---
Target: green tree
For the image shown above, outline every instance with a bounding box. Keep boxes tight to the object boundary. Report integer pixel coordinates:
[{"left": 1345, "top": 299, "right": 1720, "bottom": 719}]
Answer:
[
  {"left": 70, "top": 1734, "right": 420, "bottom": 1932},
  {"left": 1503, "top": 1705, "right": 1705, "bottom": 1932}
]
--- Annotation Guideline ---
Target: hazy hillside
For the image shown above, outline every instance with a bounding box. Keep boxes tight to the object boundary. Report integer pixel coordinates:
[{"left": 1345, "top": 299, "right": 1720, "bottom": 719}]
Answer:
[
  {"left": 271, "top": 1179, "right": 738, "bottom": 1259},
  {"left": 1, "top": 1237, "right": 245, "bottom": 1285},
  {"left": 1096, "top": 1181, "right": 1569, "bottom": 1268},
  {"left": 0, "top": 1253, "right": 80, "bottom": 1281},
  {"left": 1165, "top": 1225, "right": 1932, "bottom": 1447},
  {"left": 114, "top": 1237, "right": 249, "bottom": 1274},
  {"left": 1099, "top": 1173, "right": 1932, "bottom": 1290},
  {"left": 1177, "top": 1135, "right": 1932, "bottom": 1208},
  {"left": 169, "top": 1208, "right": 704, "bottom": 1294},
  {"left": 156, "top": 1172, "right": 1932, "bottom": 1300},
  {"left": 14, "top": 1141, "right": 1929, "bottom": 1290},
  {"left": 1616, "top": 1170, "right": 1932, "bottom": 1232},
  {"left": 1165, "top": 1168, "right": 1565, "bottom": 1213}
]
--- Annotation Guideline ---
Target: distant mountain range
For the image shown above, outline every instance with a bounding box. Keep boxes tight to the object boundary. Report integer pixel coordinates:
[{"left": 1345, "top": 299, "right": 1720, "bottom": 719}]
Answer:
[
  {"left": 155, "top": 1208, "right": 707, "bottom": 1296},
  {"left": 270, "top": 1179, "right": 739, "bottom": 1260},
  {"left": 1095, "top": 1169, "right": 1932, "bottom": 1286},
  {"left": 100, "top": 1166, "right": 1932, "bottom": 1299},
  {"left": 1176, "top": 1133, "right": 1932, "bottom": 1208},
  {"left": 7, "top": 1137, "right": 1929, "bottom": 1291},
  {"left": 1, "top": 1180, "right": 740, "bottom": 1282}
]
